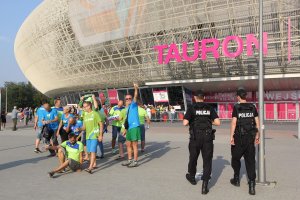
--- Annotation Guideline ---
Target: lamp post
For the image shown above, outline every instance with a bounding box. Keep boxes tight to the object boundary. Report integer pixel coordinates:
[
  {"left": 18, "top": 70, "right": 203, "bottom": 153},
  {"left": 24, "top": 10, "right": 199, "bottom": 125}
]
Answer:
[{"left": 257, "top": 0, "right": 276, "bottom": 187}]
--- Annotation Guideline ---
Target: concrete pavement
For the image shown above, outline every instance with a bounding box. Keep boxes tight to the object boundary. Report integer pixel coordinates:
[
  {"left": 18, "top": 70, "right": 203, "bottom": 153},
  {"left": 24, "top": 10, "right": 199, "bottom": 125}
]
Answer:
[{"left": 0, "top": 121, "right": 299, "bottom": 200}]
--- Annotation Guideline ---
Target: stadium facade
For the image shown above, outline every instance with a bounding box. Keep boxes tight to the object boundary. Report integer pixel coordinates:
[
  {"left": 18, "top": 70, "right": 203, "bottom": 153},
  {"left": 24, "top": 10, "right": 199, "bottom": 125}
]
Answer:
[{"left": 15, "top": 0, "right": 300, "bottom": 120}]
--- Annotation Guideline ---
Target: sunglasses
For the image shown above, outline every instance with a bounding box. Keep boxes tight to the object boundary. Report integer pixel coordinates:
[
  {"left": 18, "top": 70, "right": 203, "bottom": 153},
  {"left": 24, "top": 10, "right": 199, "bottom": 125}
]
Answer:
[{"left": 125, "top": 98, "right": 132, "bottom": 100}]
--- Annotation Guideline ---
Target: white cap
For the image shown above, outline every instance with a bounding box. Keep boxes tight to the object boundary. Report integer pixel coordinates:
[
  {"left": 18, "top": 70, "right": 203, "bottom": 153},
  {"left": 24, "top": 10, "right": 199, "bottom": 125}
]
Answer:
[{"left": 14, "top": 106, "right": 17, "bottom": 109}]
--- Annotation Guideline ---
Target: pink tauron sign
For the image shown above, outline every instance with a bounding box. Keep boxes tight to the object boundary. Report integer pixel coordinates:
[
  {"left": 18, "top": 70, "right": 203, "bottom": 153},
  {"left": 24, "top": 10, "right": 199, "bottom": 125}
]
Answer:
[{"left": 154, "top": 32, "right": 268, "bottom": 64}]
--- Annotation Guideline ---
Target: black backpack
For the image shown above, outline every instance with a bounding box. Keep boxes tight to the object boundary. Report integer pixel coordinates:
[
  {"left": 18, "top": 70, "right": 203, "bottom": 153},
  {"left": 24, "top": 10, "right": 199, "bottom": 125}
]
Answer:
[{"left": 42, "top": 125, "right": 53, "bottom": 140}]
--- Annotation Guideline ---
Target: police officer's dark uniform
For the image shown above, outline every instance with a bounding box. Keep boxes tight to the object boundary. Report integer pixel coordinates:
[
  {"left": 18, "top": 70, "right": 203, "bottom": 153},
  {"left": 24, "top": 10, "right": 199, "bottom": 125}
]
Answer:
[
  {"left": 230, "top": 88, "right": 258, "bottom": 195},
  {"left": 184, "top": 91, "right": 219, "bottom": 195}
]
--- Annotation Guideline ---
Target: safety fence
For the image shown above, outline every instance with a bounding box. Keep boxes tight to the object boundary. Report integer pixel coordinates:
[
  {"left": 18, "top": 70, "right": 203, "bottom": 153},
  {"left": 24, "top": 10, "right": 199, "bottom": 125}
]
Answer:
[{"left": 149, "top": 111, "right": 300, "bottom": 122}]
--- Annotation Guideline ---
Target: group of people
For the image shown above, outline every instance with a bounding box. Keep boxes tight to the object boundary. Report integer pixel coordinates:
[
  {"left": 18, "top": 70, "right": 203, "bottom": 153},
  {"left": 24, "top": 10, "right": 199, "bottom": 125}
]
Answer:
[
  {"left": 33, "top": 84, "right": 151, "bottom": 176},
  {"left": 144, "top": 105, "right": 178, "bottom": 122},
  {"left": 32, "top": 85, "right": 259, "bottom": 196},
  {"left": 0, "top": 106, "right": 34, "bottom": 131},
  {"left": 183, "top": 88, "right": 260, "bottom": 195}
]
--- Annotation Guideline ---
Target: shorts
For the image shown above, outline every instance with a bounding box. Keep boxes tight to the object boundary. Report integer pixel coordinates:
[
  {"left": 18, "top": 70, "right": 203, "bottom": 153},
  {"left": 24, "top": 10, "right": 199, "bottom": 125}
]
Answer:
[
  {"left": 86, "top": 139, "right": 98, "bottom": 153},
  {"left": 112, "top": 125, "right": 121, "bottom": 139},
  {"left": 36, "top": 127, "right": 43, "bottom": 140},
  {"left": 118, "top": 132, "right": 126, "bottom": 144},
  {"left": 140, "top": 125, "right": 146, "bottom": 142},
  {"left": 126, "top": 127, "right": 141, "bottom": 142},
  {"left": 59, "top": 127, "right": 69, "bottom": 142},
  {"left": 81, "top": 131, "right": 86, "bottom": 146},
  {"left": 1, "top": 119, "right": 6, "bottom": 123},
  {"left": 69, "top": 159, "right": 81, "bottom": 171}
]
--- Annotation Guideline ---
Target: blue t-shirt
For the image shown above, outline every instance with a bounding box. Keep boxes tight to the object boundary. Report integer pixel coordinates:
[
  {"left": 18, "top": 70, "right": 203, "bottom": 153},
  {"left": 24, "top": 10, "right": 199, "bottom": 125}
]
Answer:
[
  {"left": 37, "top": 106, "right": 45, "bottom": 128},
  {"left": 128, "top": 101, "right": 140, "bottom": 130},
  {"left": 61, "top": 113, "right": 74, "bottom": 128},
  {"left": 43, "top": 108, "right": 58, "bottom": 130},
  {"left": 70, "top": 120, "right": 83, "bottom": 136}
]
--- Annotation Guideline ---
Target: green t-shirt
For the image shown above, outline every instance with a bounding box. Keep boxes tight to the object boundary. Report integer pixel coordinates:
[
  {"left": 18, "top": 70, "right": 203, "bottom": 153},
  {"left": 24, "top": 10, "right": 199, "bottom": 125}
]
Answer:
[
  {"left": 120, "top": 107, "right": 128, "bottom": 133},
  {"left": 109, "top": 106, "right": 124, "bottom": 127},
  {"left": 60, "top": 141, "right": 83, "bottom": 162},
  {"left": 99, "top": 109, "right": 106, "bottom": 122},
  {"left": 83, "top": 110, "right": 102, "bottom": 140},
  {"left": 138, "top": 107, "right": 148, "bottom": 125}
]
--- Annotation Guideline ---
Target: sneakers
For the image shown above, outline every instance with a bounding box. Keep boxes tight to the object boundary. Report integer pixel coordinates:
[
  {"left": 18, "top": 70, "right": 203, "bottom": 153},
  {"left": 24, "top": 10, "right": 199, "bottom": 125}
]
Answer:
[
  {"left": 186, "top": 173, "right": 197, "bottom": 185},
  {"left": 122, "top": 159, "right": 133, "bottom": 166},
  {"left": 34, "top": 148, "right": 42, "bottom": 153},
  {"left": 48, "top": 171, "right": 54, "bottom": 178},
  {"left": 128, "top": 160, "right": 138, "bottom": 168},
  {"left": 112, "top": 149, "right": 118, "bottom": 154}
]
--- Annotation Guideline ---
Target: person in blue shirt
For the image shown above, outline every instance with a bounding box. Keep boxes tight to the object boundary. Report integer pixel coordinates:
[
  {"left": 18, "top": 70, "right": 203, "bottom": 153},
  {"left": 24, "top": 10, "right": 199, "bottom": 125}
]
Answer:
[
  {"left": 67, "top": 117, "right": 83, "bottom": 141},
  {"left": 56, "top": 106, "right": 74, "bottom": 143},
  {"left": 121, "top": 83, "right": 141, "bottom": 168},
  {"left": 42, "top": 101, "right": 59, "bottom": 157},
  {"left": 34, "top": 102, "right": 46, "bottom": 153}
]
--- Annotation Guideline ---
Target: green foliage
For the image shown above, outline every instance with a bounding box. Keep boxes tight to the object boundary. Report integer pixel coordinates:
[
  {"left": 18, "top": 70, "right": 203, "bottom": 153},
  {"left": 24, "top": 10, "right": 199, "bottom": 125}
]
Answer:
[{"left": 0, "top": 82, "right": 53, "bottom": 112}]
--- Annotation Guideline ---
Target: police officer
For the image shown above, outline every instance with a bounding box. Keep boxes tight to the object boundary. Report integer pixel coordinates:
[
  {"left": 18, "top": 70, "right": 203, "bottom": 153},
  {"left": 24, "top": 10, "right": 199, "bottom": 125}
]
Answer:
[
  {"left": 230, "top": 88, "right": 260, "bottom": 195},
  {"left": 183, "top": 90, "right": 220, "bottom": 195}
]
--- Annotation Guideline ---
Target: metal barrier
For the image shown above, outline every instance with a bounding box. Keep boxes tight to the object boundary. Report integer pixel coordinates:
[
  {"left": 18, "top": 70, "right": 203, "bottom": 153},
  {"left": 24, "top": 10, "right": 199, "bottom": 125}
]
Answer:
[
  {"left": 149, "top": 111, "right": 300, "bottom": 122},
  {"left": 149, "top": 111, "right": 185, "bottom": 122}
]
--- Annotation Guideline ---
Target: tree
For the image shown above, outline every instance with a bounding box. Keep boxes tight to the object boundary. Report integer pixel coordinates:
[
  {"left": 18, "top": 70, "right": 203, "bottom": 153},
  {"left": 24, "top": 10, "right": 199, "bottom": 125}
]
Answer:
[{"left": 0, "top": 81, "right": 53, "bottom": 112}]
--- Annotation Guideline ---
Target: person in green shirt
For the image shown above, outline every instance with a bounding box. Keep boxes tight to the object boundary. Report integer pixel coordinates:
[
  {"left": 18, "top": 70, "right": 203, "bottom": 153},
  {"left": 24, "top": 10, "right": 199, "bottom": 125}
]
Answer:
[
  {"left": 138, "top": 101, "right": 151, "bottom": 152},
  {"left": 116, "top": 102, "right": 128, "bottom": 160},
  {"left": 108, "top": 100, "right": 125, "bottom": 154},
  {"left": 78, "top": 94, "right": 99, "bottom": 161},
  {"left": 46, "top": 133, "right": 83, "bottom": 178},
  {"left": 81, "top": 101, "right": 103, "bottom": 174}
]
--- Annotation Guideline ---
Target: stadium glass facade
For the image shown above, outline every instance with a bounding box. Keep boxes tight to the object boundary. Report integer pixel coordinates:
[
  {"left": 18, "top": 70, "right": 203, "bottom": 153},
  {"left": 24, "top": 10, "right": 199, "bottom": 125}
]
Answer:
[{"left": 15, "top": 0, "right": 300, "bottom": 120}]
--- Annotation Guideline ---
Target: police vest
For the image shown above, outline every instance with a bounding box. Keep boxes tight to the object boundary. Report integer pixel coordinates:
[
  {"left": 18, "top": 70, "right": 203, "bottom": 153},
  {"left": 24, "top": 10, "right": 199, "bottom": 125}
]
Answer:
[
  {"left": 191, "top": 103, "right": 212, "bottom": 130},
  {"left": 235, "top": 103, "right": 256, "bottom": 134}
]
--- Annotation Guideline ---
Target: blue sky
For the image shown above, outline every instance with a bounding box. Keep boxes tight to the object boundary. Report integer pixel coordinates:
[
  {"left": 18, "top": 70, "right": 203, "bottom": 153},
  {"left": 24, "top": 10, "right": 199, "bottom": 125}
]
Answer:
[{"left": 0, "top": 0, "right": 43, "bottom": 87}]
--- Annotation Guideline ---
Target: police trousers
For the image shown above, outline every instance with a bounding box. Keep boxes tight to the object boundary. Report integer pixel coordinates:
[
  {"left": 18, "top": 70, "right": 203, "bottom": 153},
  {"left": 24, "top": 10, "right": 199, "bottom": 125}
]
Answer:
[
  {"left": 188, "top": 131, "right": 214, "bottom": 181},
  {"left": 231, "top": 134, "right": 256, "bottom": 181}
]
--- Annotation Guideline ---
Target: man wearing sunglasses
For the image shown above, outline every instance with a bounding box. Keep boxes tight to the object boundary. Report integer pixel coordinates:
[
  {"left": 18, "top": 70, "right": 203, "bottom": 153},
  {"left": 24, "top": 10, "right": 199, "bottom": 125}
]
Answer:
[{"left": 122, "top": 83, "right": 141, "bottom": 167}]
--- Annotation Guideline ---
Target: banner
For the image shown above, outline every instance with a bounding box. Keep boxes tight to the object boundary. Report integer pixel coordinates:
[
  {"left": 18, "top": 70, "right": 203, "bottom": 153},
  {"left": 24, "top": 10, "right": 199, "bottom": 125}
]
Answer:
[
  {"left": 108, "top": 89, "right": 119, "bottom": 105},
  {"left": 153, "top": 90, "right": 169, "bottom": 103},
  {"left": 69, "top": 0, "right": 146, "bottom": 47},
  {"left": 99, "top": 91, "right": 109, "bottom": 105},
  {"left": 259, "top": 90, "right": 300, "bottom": 101},
  {"left": 205, "top": 92, "right": 253, "bottom": 102}
]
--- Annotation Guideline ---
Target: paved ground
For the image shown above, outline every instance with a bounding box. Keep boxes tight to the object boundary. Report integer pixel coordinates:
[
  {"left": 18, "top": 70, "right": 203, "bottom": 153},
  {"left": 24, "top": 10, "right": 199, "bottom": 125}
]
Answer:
[{"left": 0, "top": 120, "right": 300, "bottom": 200}]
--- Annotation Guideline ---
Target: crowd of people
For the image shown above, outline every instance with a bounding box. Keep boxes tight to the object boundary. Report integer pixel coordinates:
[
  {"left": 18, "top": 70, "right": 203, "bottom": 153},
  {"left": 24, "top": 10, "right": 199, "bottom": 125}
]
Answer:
[{"left": 32, "top": 84, "right": 151, "bottom": 176}]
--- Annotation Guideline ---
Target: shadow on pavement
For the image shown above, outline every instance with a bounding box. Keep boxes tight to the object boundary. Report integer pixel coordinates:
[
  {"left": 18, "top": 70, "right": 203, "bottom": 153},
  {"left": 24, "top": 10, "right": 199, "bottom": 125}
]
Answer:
[
  {"left": 210, "top": 156, "right": 230, "bottom": 188},
  {"left": 0, "top": 156, "right": 48, "bottom": 171},
  {"left": 138, "top": 141, "right": 174, "bottom": 165},
  {"left": 0, "top": 144, "right": 35, "bottom": 152},
  {"left": 92, "top": 141, "right": 174, "bottom": 173}
]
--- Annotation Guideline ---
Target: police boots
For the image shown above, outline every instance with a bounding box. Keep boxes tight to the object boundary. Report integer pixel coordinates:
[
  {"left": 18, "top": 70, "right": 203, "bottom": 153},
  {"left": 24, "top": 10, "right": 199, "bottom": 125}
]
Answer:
[
  {"left": 249, "top": 181, "right": 256, "bottom": 195},
  {"left": 230, "top": 176, "right": 240, "bottom": 187},
  {"left": 201, "top": 181, "right": 209, "bottom": 195},
  {"left": 186, "top": 173, "right": 197, "bottom": 185}
]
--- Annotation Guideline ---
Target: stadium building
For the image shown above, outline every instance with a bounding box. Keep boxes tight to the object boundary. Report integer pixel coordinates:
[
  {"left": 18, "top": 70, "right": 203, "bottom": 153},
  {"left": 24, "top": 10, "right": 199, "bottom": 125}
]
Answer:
[{"left": 15, "top": 0, "right": 300, "bottom": 120}]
